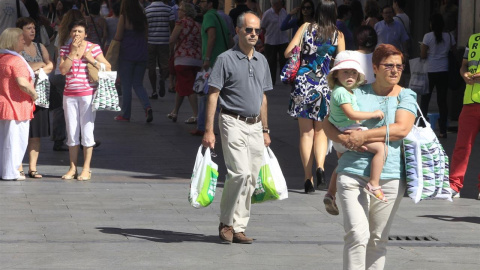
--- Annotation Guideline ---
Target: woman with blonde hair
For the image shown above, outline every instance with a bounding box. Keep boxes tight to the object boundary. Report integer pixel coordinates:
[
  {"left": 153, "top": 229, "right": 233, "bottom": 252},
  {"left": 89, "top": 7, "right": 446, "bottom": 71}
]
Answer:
[
  {"left": 166, "top": 2, "right": 201, "bottom": 124},
  {"left": 284, "top": 0, "right": 345, "bottom": 193},
  {"left": 0, "top": 28, "right": 37, "bottom": 181}
]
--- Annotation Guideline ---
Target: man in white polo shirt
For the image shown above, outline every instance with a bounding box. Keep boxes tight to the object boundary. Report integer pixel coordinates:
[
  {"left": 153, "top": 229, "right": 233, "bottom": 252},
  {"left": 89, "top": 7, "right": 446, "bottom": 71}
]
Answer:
[
  {"left": 261, "top": 0, "right": 288, "bottom": 85},
  {"left": 145, "top": 0, "right": 175, "bottom": 99}
]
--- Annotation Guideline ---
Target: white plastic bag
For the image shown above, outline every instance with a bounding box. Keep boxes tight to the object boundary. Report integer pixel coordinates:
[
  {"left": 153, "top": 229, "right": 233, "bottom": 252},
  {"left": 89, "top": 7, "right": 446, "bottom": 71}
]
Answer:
[
  {"left": 92, "top": 63, "right": 121, "bottom": 112},
  {"left": 34, "top": 68, "right": 50, "bottom": 108},
  {"left": 193, "top": 68, "right": 211, "bottom": 94},
  {"left": 408, "top": 58, "right": 429, "bottom": 95},
  {"left": 403, "top": 103, "right": 453, "bottom": 203},
  {"left": 188, "top": 146, "right": 219, "bottom": 208},
  {"left": 252, "top": 147, "right": 288, "bottom": 203}
]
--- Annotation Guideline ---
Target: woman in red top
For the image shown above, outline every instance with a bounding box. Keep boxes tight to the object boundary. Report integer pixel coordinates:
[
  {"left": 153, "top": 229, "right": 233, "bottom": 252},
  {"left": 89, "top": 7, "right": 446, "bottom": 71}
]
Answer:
[
  {"left": 167, "top": 2, "right": 202, "bottom": 124},
  {"left": 59, "top": 19, "right": 110, "bottom": 181},
  {"left": 0, "top": 28, "right": 38, "bottom": 181}
]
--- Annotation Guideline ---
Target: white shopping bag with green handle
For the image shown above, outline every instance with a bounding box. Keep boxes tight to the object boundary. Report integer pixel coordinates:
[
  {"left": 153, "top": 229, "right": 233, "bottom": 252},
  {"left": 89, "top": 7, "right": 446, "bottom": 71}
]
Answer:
[{"left": 252, "top": 147, "right": 288, "bottom": 204}]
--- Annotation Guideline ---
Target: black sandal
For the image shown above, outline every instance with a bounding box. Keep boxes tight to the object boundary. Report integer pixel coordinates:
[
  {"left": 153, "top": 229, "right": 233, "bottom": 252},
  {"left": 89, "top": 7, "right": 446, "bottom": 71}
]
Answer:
[
  {"left": 149, "top": 92, "right": 158, "bottom": 99},
  {"left": 28, "top": 171, "right": 42, "bottom": 179}
]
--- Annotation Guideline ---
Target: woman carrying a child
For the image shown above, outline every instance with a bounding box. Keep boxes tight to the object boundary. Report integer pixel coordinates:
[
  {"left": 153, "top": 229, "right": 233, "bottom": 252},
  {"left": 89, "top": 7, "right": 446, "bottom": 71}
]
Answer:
[{"left": 323, "top": 44, "right": 417, "bottom": 270}]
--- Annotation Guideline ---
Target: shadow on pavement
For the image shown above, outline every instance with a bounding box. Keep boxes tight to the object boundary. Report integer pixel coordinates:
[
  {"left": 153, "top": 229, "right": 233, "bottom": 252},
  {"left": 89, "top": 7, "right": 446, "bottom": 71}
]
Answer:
[
  {"left": 419, "top": 215, "right": 480, "bottom": 224},
  {"left": 96, "top": 227, "right": 224, "bottom": 244}
]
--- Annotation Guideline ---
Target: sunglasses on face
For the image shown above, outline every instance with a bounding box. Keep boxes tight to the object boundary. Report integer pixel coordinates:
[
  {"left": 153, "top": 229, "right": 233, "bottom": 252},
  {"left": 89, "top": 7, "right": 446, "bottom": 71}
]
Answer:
[
  {"left": 245, "top": 27, "right": 261, "bottom": 35},
  {"left": 379, "top": 63, "right": 405, "bottom": 71}
]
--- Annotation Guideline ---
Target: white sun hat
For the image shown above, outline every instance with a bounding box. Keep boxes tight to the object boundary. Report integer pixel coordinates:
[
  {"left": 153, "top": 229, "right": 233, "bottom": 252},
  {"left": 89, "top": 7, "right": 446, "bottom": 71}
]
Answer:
[{"left": 327, "top": 50, "right": 366, "bottom": 88}]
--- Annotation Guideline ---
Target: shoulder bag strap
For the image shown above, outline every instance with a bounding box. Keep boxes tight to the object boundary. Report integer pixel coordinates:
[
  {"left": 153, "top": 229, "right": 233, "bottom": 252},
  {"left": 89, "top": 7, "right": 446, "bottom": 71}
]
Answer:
[
  {"left": 36, "top": 42, "right": 44, "bottom": 60},
  {"left": 298, "top": 23, "right": 308, "bottom": 49},
  {"left": 16, "top": 0, "right": 21, "bottom": 18}
]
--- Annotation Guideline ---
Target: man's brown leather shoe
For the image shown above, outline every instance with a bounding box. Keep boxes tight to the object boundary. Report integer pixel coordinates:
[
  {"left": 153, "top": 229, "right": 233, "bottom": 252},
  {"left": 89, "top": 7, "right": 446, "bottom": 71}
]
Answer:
[
  {"left": 233, "top": 232, "right": 253, "bottom": 244},
  {"left": 218, "top": 223, "right": 233, "bottom": 243}
]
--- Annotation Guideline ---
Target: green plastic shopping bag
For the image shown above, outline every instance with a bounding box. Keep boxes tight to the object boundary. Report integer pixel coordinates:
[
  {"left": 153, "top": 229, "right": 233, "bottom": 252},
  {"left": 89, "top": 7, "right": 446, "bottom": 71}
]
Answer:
[
  {"left": 188, "top": 145, "right": 219, "bottom": 208},
  {"left": 252, "top": 147, "right": 288, "bottom": 204}
]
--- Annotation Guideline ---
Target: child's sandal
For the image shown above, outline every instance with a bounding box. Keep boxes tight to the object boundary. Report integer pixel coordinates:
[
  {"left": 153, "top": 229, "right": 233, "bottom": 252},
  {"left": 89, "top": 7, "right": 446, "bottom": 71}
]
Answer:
[{"left": 364, "top": 183, "right": 388, "bottom": 203}]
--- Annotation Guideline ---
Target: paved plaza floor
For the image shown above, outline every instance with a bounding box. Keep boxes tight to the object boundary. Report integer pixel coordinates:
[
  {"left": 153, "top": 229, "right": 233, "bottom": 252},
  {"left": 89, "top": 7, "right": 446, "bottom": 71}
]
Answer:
[{"left": 1, "top": 81, "right": 479, "bottom": 269}]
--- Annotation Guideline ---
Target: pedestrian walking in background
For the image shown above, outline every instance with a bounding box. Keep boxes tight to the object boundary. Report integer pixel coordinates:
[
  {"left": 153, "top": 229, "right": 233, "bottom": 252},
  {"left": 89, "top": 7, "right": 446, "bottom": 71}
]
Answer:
[
  {"left": 449, "top": 32, "right": 480, "bottom": 200},
  {"left": 374, "top": 5, "right": 409, "bottom": 59},
  {"left": 105, "top": 1, "right": 120, "bottom": 53},
  {"left": 280, "top": 0, "right": 315, "bottom": 34},
  {"left": 202, "top": 11, "right": 272, "bottom": 244},
  {"left": 229, "top": 0, "right": 250, "bottom": 28},
  {"left": 261, "top": 0, "right": 288, "bottom": 86},
  {"left": 420, "top": 14, "right": 455, "bottom": 139},
  {"left": 362, "top": 0, "right": 380, "bottom": 29},
  {"left": 337, "top": 4, "right": 355, "bottom": 50},
  {"left": 324, "top": 44, "right": 417, "bottom": 270},
  {"left": 85, "top": 1, "right": 107, "bottom": 48},
  {"left": 0, "top": 28, "right": 37, "bottom": 181},
  {"left": 17, "top": 17, "right": 54, "bottom": 179},
  {"left": 58, "top": 19, "right": 110, "bottom": 181},
  {"left": 113, "top": 0, "right": 153, "bottom": 123},
  {"left": 145, "top": 0, "right": 175, "bottom": 99},
  {"left": 167, "top": 2, "right": 201, "bottom": 124},
  {"left": 284, "top": 0, "right": 345, "bottom": 193},
  {"left": 0, "top": 0, "right": 30, "bottom": 34},
  {"left": 190, "top": 0, "right": 230, "bottom": 137}
]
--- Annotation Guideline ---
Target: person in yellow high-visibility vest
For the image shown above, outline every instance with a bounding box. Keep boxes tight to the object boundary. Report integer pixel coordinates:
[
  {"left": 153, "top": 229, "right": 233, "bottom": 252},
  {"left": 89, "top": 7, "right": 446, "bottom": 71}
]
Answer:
[{"left": 449, "top": 32, "right": 480, "bottom": 199}]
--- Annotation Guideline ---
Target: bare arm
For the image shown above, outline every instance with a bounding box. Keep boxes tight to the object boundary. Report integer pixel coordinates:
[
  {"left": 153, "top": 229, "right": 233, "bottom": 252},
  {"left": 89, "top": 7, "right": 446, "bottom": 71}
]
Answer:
[
  {"left": 203, "top": 27, "right": 216, "bottom": 70},
  {"left": 460, "top": 58, "right": 480, "bottom": 84},
  {"left": 344, "top": 109, "right": 416, "bottom": 150},
  {"left": 16, "top": 77, "right": 37, "bottom": 101},
  {"left": 59, "top": 55, "right": 74, "bottom": 75},
  {"left": 324, "top": 108, "right": 415, "bottom": 150},
  {"left": 340, "top": 103, "right": 384, "bottom": 121},
  {"left": 284, "top": 23, "right": 307, "bottom": 58},
  {"left": 39, "top": 44, "right": 53, "bottom": 74},
  {"left": 169, "top": 24, "right": 183, "bottom": 50},
  {"left": 202, "top": 87, "right": 221, "bottom": 149},
  {"left": 260, "top": 93, "right": 271, "bottom": 147},
  {"left": 336, "top": 31, "right": 345, "bottom": 53},
  {"left": 420, "top": 43, "right": 428, "bottom": 59}
]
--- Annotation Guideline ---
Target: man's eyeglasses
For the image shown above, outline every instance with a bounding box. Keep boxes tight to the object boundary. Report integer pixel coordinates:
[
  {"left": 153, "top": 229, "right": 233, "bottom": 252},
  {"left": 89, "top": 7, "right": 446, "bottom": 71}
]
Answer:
[
  {"left": 302, "top": 6, "right": 312, "bottom": 10},
  {"left": 379, "top": 63, "right": 405, "bottom": 71},
  {"left": 245, "top": 27, "right": 261, "bottom": 35}
]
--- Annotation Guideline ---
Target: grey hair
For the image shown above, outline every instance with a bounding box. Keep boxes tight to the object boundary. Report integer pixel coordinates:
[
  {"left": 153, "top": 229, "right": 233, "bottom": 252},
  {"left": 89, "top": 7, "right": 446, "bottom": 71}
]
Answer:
[
  {"left": 182, "top": 3, "right": 197, "bottom": 18},
  {"left": 236, "top": 11, "right": 260, "bottom": 28}
]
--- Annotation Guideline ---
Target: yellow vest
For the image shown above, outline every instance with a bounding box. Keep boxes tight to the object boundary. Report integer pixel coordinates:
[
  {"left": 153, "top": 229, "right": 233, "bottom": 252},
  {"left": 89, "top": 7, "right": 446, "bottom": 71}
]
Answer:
[{"left": 464, "top": 33, "right": 480, "bottom": 104}]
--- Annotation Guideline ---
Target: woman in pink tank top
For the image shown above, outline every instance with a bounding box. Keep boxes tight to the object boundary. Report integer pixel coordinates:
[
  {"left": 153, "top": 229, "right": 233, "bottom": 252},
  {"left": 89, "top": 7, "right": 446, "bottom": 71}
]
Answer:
[{"left": 58, "top": 19, "right": 111, "bottom": 181}]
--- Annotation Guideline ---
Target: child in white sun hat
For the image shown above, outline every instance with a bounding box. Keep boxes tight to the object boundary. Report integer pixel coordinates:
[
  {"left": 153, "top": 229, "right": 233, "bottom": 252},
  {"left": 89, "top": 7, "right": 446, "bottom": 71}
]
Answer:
[{"left": 324, "top": 51, "right": 387, "bottom": 215}]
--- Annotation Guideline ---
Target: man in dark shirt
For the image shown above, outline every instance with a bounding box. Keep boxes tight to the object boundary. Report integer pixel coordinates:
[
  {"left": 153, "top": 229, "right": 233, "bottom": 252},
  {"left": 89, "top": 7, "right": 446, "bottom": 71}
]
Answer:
[{"left": 229, "top": 0, "right": 250, "bottom": 28}]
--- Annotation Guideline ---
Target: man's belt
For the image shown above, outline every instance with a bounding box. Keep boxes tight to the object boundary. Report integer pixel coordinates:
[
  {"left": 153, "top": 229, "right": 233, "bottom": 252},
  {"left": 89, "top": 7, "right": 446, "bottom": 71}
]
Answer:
[{"left": 221, "top": 108, "right": 261, "bottom": 124}]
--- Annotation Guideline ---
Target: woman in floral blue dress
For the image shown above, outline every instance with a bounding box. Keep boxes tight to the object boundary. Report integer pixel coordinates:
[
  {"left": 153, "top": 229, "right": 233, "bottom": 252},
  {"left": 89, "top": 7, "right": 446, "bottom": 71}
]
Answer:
[{"left": 285, "top": 0, "right": 345, "bottom": 193}]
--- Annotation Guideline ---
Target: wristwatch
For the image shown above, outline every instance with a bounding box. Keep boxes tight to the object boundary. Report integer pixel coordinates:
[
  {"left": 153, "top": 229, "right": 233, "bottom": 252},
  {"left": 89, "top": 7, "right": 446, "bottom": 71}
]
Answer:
[{"left": 262, "top": 128, "right": 270, "bottom": 134}]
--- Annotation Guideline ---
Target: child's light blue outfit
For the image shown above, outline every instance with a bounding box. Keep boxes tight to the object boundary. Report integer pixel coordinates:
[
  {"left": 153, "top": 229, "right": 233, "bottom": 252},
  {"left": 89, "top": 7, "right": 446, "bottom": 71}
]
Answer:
[{"left": 328, "top": 85, "right": 367, "bottom": 153}]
